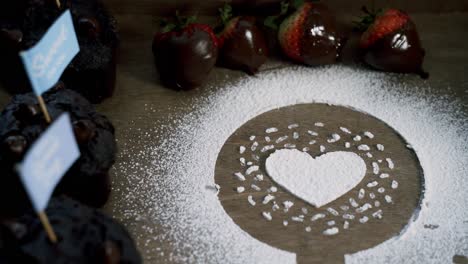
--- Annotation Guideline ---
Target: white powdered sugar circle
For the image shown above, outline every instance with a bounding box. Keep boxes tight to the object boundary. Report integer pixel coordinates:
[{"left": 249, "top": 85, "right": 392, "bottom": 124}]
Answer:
[
  {"left": 265, "top": 149, "right": 366, "bottom": 208},
  {"left": 114, "top": 65, "right": 468, "bottom": 263}
]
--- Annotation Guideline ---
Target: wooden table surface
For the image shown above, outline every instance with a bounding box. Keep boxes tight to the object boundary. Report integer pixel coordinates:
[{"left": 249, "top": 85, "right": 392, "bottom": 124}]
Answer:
[
  {"left": 102, "top": 0, "right": 468, "bottom": 15},
  {"left": 0, "top": 5, "right": 467, "bottom": 264}
]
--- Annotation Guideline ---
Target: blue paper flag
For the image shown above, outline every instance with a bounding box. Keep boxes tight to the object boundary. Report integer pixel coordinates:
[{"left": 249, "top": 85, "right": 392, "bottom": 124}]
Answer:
[
  {"left": 20, "top": 10, "right": 79, "bottom": 96},
  {"left": 17, "top": 113, "right": 80, "bottom": 212}
]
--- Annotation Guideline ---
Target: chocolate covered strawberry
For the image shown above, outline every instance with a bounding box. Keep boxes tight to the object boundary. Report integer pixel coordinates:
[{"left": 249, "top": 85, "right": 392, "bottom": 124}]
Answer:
[
  {"left": 357, "top": 8, "right": 428, "bottom": 78},
  {"left": 152, "top": 13, "right": 218, "bottom": 90},
  {"left": 277, "top": 2, "right": 345, "bottom": 66},
  {"left": 217, "top": 4, "right": 268, "bottom": 75}
]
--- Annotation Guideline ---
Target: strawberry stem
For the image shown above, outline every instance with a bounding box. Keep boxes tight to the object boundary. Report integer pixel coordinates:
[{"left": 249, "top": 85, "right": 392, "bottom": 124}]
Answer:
[
  {"left": 263, "top": 0, "right": 290, "bottom": 30},
  {"left": 218, "top": 3, "right": 233, "bottom": 26},
  {"left": 175, "top": 11, "right": 197, "bottom": 29},
  {"left": 353, "top": 3, "right": 383, "bottom": 32},
  {"left": 291, "top": 0, "right": 305, "bottom": 10},
  {"left": 159, "top": 11, "right": 198, "bottom": 33},
  {"left": 263, "top": 0, "right": 318, "bottom": 30},
  {"left": 159, "top": 18, "right": 176, "bottom": 33}
]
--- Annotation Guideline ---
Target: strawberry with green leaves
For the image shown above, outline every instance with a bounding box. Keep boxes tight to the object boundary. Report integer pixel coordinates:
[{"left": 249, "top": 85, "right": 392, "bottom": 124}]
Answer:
[
  {"left": 356, "top": 7, "right": 428, "bottom": 78},
  {"left": 152, "top": 12, "right": 218, "bottom": 90},
  {"left": 267, "top": 0, "right": 345, "bottom": 66},
  {"left": 217, "top": 4, "right": 268, "bottom": 75}
]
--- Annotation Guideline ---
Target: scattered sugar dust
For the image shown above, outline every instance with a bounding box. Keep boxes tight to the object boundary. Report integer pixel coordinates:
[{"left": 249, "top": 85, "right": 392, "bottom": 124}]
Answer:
[{"left": 113, "top": 65, "right": 468, "bottom": 263}]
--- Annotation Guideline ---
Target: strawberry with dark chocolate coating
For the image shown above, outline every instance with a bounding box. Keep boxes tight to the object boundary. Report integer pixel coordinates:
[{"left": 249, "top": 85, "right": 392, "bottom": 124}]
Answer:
[
  {"left": 276, "top": 1, "right": 345, "bottom": 66},
  {"left": 217, "top": 4, "right": 268, "bottom": 75},
  {"left": 152, "top": 12, "right": 218, "bottom": 90},
  {"left": 357, "top": 7, "right": 428, "bottom": 78}
]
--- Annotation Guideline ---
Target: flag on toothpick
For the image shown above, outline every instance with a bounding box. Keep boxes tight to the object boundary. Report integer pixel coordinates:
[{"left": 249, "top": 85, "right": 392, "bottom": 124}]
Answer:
[
  {"left": 19, "top": 10, "right": 79, "bottom": 123},
  {"left": 20, "top": 10, "right": 79, "bottom": 96},
  {"left": 16, "top": 113, "right": 80, "bottom": 242}
]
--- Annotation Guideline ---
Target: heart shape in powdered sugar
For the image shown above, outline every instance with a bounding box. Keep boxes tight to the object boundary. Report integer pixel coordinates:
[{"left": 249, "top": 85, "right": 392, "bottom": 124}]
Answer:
[{"left": 265, "top": 149, "right": 366, "bottom": 208}]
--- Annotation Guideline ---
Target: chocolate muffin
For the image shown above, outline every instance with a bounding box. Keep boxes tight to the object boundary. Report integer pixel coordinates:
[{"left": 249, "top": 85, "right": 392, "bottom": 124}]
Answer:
[
  {"left": 0, "top": 1, "right": 27, "bottom": 22},
  {"left": 0, "top": 196, "right": 142, "bottom": 263},
  {"left": 0, "top": 86, "right": 116, "bottom": 218},
  {"left": 0, "top": 0, "right": 119, "bottom": 103}
]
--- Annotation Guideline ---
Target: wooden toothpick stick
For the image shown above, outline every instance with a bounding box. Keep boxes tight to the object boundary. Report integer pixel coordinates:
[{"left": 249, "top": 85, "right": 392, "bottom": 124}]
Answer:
[
  {"left": 37, "top": 96, "right": 52, "bottom": 123},
  {"left": 38, "top": 211, "right": 57, "bottom": 243}
]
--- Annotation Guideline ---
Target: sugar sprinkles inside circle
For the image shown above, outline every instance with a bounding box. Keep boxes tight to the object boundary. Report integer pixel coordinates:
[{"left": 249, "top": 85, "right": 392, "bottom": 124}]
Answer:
[{"left": 233, "top": 122, "right": 399, "bottom": 236}]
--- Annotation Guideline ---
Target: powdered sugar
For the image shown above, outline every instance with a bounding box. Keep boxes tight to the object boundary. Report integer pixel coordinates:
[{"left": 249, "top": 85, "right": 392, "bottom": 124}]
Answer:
[
  {"left": 239, "top": 146, "right": 246, "bottom": 154},
  {"left": 251, "top": 141, "right": 259, "bottom": 151},
  {"left": 112, "top": 66, "right": 467, "bottom": 263},
  {"left": 237, "top": 186, "right": 245, "bottom": 193},
  {"left": 244, "top": 195, "right": 254, "bottom": 205},
  {"left": 263, "top": 194, "right": 275, "bottom": 204},
  {"left": 327, "top": 207, "right": 340, "bottom": 216},
  {"left": 261, "top": 145, "right": 275, "bottom": 153},
  {"left": 340, "top": 127, "right": 352, "bottom": 134},
  {"left": 262, "top": 212, "right": 273, "bottom": 221},
  {"left": 276, "top": 135, "right": 288, "bottom": 143},
  {"left": 360, "top": 216, "right": 369, "bottom": 224},
  {"left": 251, "top": 184, "right": 261, "bottom": 191},
  {"left": 358, "top": 144, "right": 371, "bottom": 151},
  {"left": 234, "top": 172, "right": 246, "bottom": 181},
  {"left": 246, "top": 165, "right": 259, "bottom": 175},
  {"left": 376, "top": 144, "right": 385, "bottom": 151},
  {"left": 386, "top": 158, "right": 395, "bottom": 170},
  {"left": 323, "top": 227, "right": 339, "bottom": 236},
  {"left": 283, "top": 201, "right": 294, "bottom": 212},
  {"left": 265, "top": 149, "right": 367, "bottom": 208},
  {"left": 320, "top": 145, "right": 326, "bottom": 152},
  {"left": 315, "top": 122, "right": 324, "bottom": 127},
  {"left": 266, "top": 127, "right": 278, "bottom": 133},
  {"left": 372, "top": 162, "right": 380, "bottom": 175},
  {"left": 364, "top": 131, "right": 375, "bottom": 139},
  {"left": 327, "top": 133, "right": 341, "bottom": 143},
  {"left": 311, "top": 213, "right": 326, "bottom": 221}
]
